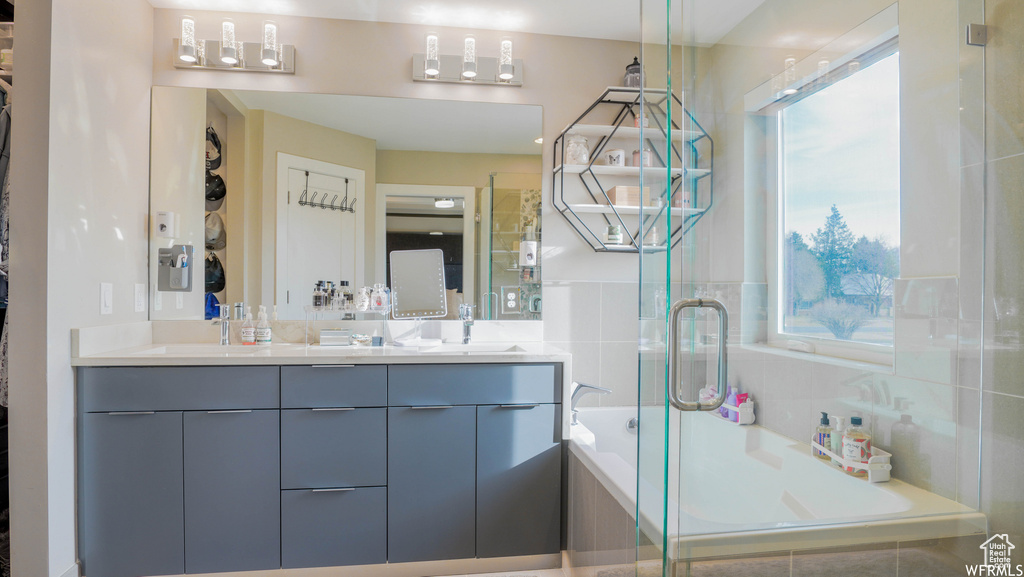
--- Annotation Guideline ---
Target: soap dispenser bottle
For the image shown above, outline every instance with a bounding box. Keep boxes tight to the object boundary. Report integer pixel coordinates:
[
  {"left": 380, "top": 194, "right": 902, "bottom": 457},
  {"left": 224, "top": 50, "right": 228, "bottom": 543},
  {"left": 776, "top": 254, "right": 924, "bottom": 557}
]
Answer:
[
  {"left": 241, "top": 307, "right": 256, "bottom": 345},
  {"left": 256, "top": 305, "right": 272, "bottom": 346},
  {"left": 813, "top": 412, "right": 832, "bottom": 460},
  {"left": 830, "top": 416, "right": 846, "bottom": 467}
]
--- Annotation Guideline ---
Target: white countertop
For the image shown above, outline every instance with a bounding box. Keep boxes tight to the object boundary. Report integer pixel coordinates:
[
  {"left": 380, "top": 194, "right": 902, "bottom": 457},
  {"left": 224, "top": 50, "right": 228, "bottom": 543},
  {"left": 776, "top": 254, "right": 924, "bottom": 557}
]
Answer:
[{"left": 71, "top": 341, "right": 571, "bottom": 367}]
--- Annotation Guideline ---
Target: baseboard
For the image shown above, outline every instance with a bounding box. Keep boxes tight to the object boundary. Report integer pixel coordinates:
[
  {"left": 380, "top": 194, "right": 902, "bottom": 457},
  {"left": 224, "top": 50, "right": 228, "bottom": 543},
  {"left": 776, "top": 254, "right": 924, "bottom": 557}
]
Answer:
[{"left": 57, "top": 561, "right": 80, "bottom": 577}]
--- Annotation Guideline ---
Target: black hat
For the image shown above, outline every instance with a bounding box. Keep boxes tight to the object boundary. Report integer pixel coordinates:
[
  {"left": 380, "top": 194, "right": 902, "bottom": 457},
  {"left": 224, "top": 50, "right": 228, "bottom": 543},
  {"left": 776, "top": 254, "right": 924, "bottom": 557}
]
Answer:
[{"left": 205, "top": 251, "right": 226, "bottom": 293}]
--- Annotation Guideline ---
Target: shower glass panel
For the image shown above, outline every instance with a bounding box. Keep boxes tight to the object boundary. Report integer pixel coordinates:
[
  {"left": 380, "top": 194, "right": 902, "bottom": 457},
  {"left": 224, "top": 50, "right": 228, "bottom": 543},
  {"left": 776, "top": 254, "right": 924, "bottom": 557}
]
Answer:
[
  {"left": 637, "top": 1, "right": 989, "bottom": 574},
  {"left": 479, "top": 173, "right": 542, "bottom": 320}
]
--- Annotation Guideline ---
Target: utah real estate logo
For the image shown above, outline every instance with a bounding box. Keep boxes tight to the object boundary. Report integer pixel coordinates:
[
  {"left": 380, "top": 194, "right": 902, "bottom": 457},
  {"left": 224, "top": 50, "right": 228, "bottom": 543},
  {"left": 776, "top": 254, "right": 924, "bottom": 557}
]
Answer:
[{"left": 967, "top": 534, "right": 1022, "bottom": 576}]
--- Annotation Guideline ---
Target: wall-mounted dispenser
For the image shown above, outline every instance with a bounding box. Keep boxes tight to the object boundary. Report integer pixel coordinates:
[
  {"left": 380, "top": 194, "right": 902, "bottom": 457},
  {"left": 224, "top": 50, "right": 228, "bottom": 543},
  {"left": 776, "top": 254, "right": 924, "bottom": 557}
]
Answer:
[
  {"left": 154, "top": 211, "right": 176, "bottom": 238},
  {"left": 157, "top": 244, "right": 194, "bottom": 292}
]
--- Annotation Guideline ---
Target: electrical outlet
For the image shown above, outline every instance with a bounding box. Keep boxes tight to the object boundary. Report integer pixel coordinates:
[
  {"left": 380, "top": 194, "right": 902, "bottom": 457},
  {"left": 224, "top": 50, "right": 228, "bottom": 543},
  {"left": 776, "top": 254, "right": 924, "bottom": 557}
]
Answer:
[
  {"left": 134, "top": 283, "right": 146, "bottom": 313},
  {"left": 99, "top": 283, "right": 113, "bottom": 315},
  {"left": 176, "top": 292, "right": 184, "bottom": 309},
  {"left": 501, "top": 286, "right": 520, "bottom": 314}
]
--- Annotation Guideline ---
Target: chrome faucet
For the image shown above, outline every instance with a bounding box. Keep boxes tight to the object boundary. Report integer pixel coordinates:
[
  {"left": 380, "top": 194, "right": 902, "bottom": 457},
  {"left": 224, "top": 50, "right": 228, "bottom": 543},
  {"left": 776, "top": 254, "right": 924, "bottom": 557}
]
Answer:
[
  {"left": 570, "top": 381, "right": 611, "bottom": 425},
  {"left": 459, "top": 304, "right": 474, "bottom": 344},
  {"left": 214, "top": 304, "right": 231, "bottom": 345}
]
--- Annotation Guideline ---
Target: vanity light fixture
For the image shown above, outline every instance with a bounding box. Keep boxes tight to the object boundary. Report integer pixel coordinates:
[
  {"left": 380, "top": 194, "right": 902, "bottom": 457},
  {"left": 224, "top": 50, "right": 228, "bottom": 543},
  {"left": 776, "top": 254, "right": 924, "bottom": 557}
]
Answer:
[
  {"left": 534, "top": 137, "right": 544, "bottom": 144},
  {"left": 262, "top": 21, "right": 278, "bottom": 66},
  {"left": 173, "top": 17, "right": 295, "bottom": 74},
  {"left": 434, "top": 198, "right": 456, "bottom": 209},
  {"left": 498, "top": 38, "right": 514, "bottom": 81},
  {"left": 782, "top": 57, "right": 797, "bottom": 95},
  {"left": 429, "top": 231, "right": 444, "bottom": 236},
  {"left": 412, "top": 34, "right": 523, "bottom": 86},
  {"left": 425, "top": 33, "right": 440, "bottom": 77},
  {"left": 462, "top": 35, "right": 477, "bottom": 79},
  {"left": 220, "top": 19, "right": 238, "bottom": 65},
  {"left": 178, "top": 16, "right": 197, "bottom": 63}
]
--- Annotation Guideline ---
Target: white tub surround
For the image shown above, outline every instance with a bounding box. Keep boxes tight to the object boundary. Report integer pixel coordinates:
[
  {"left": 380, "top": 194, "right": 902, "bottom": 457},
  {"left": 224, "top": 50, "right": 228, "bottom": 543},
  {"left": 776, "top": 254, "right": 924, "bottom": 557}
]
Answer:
[{"left": 570, "top": 407, "right": 987, "bottom": 561}]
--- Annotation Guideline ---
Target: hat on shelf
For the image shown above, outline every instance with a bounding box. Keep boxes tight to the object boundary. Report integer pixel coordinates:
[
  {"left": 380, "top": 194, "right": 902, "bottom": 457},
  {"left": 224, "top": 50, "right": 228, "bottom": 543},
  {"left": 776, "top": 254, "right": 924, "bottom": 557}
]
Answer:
[{"left": 205, "top": 211, "right": 226, "bottom": 250}]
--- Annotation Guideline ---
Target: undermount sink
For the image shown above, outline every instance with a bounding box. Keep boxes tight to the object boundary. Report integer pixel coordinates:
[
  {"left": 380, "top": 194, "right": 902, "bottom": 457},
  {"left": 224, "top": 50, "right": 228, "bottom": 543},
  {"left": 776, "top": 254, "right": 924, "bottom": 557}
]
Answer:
[{"left": 416, "top": 343, "right": 527, "bottom": 354}]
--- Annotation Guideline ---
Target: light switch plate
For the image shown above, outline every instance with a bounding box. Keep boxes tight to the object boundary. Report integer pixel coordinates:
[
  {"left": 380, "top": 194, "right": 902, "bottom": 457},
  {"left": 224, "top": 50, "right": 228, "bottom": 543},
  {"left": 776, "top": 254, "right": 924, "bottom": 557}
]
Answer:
[
  {"left": 134, "top": 283, "right": 146, "bottom": 312},
  {"left": 154, "top": 289, "right": 163, "bottom": 311},
  {"left": 176, "top": 292, "right": 184, "bottom": 309},
  {"left": 99, "top": 283, "right": 113, "bottom": 315}
]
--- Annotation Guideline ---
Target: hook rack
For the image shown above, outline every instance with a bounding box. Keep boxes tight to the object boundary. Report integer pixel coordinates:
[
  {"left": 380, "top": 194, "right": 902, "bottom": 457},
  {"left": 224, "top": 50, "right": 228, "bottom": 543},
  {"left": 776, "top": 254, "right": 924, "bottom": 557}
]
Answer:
[{"left": 296, "top": 170, "right": 356, "bottom": 213}]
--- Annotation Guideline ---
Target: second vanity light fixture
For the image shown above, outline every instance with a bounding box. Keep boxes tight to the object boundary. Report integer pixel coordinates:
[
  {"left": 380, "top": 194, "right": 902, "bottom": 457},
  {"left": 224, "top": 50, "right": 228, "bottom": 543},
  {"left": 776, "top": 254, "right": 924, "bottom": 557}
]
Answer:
[
  {"left": 413, "top": 33, "right": 523, "bottom": 86},
  {"left": 175, "top": 16, "right": 296, "bottom": 74}
]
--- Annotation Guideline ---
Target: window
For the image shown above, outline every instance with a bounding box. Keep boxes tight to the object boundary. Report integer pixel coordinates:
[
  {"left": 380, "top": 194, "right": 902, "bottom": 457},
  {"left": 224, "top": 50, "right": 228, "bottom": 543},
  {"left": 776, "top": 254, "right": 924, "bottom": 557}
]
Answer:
[{"left": 777, "top": 52, "right": 900, "bottom": 348}]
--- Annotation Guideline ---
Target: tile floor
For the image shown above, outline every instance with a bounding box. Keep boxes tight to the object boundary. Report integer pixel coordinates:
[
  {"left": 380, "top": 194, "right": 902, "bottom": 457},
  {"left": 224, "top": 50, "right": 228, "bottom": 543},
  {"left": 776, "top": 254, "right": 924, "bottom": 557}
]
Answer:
[{"left": 436, "top": 570, "right": 566, "bottom": 577}]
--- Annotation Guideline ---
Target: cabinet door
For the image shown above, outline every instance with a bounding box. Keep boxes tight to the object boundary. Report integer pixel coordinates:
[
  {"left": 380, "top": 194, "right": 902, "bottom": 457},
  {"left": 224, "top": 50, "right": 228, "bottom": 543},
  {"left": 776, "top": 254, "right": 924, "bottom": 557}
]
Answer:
[
  {"left": 477, "top": 404, "right": 562, "bottom": 557},
  {"left": 281, "top": 407, "right": 386, "bottom": 489},
  {"left": 388, "top": 406, "right": 476, "bottom": 563},
  {"left": 80, "top": 412, "right": 184, "bottom": 577},
  {"left": 183, "top": 409, "right": 280, "bottom": 573},
  {"left": 282, "top": 487, "right": 387, "bottom": 568}
]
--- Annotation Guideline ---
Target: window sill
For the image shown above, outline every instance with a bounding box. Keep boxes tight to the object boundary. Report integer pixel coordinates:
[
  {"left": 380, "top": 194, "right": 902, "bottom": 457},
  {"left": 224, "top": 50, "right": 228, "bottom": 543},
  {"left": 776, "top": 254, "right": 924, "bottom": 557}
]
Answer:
[{"left": 738, "top": 341, "right": 894, "bottom": 375}]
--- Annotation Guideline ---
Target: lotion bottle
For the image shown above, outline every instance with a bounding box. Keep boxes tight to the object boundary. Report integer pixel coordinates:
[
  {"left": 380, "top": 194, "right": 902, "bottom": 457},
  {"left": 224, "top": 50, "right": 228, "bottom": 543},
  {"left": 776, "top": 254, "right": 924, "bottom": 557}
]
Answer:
[
  {"left": 830, "top": 416, "right": 846, "bottom": 467},
  {"left": 241, "top": 307, "right": 256, "bottom": 345},
  {"left": 256, "top": 305, "right": 272, "bottom": 346}
]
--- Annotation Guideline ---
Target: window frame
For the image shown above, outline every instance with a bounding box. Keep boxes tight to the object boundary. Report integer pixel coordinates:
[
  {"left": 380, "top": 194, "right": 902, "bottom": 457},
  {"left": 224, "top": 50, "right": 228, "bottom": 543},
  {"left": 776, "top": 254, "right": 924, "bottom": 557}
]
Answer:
[{"left": 763, "top": 40, "right": 901, "bottom": 367}]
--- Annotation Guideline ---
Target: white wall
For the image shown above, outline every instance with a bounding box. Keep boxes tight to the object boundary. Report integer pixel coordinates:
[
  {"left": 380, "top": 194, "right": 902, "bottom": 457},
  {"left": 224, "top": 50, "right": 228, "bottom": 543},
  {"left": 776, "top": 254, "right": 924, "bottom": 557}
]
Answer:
[{"left": 10, "top": 0, "right": 155, "bottom": 575}]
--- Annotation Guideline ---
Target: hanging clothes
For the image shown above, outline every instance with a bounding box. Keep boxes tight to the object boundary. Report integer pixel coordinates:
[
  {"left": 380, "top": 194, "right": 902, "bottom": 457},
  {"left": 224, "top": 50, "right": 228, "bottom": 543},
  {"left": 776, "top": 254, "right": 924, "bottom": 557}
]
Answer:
[{"left": 0, "top": 103, "right": 11, "bottom": 408}]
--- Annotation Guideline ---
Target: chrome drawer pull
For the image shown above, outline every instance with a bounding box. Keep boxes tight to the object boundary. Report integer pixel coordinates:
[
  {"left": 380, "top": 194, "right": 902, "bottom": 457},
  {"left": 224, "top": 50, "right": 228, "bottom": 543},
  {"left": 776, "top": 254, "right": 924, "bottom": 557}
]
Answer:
[
  {"left": 498, "top": 404, "right": 540, "bottom": 409},
  {"left": 410, "top": 405, "right": 455, "bottom": 410},
  {"left": 107, "top": 411, "right": 155, "bottom": 416},
  {"left": 311, "top": 487, "right": 356, "bottom": 493},
  {"left": 207, "top": 410, "right": 253, "bottom": 414},
  {"left": 311, "top": 407, "right": 356, "bottom": 412}
]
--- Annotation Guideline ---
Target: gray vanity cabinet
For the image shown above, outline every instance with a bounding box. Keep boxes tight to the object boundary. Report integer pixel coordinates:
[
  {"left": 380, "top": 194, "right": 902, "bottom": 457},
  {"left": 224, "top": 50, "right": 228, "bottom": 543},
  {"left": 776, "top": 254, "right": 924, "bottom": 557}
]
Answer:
[
  {"left": 281, "top": 486, "right": 387, "bottom": 568},
  {"left": 476, "top": 403, "right": 562, "bottom": 558},
  {"left": 387, "top": 405, "right": 478, "bottom": 563},
  {"left": 80, "top": 411, "right": 185, "bottom": 577},
  {"left": 183, "top": 409, "right": 280, "bottom": 574}
]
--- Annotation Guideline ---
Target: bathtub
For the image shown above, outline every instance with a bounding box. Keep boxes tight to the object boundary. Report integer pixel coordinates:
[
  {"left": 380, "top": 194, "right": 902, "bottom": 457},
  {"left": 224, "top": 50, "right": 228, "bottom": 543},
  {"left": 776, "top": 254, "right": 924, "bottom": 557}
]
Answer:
[{"left": 569, "top": 406, "right": 987, "bottom": 560}]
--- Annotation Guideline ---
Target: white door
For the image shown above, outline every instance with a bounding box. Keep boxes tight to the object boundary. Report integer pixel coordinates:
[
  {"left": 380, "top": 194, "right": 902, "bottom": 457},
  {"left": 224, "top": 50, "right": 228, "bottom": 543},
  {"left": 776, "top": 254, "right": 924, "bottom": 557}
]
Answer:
[{"left": 276, "top": 153, "right": 365, "bottom": 319}]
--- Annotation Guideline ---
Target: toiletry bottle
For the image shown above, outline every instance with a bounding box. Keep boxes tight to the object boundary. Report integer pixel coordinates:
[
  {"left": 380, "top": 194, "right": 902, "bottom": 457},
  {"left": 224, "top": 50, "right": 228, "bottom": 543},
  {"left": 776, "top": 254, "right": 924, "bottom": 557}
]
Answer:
[
  {"left": 813, "top": 412, "right": 832, "bottom": 460},
  {"left": 842, "top": 416, "right": 871, "bottom": 477},
  {"left": 241, "top": 307, "right": 256, "bottom": 345},
  {"left": 256, "top": 305, "right": 272, "bottom": 346},
  {"left": 719, "top": 385, "right": 733, "bottom": 418},
  {"left": 272, "top": 305, "right": 279, "bottom": 322},
  {"left": 726, "top": 386, "right": 739, "bottom": 421},
  {"left": 830, "top": 416, "right": 846, "bottom": 467}
]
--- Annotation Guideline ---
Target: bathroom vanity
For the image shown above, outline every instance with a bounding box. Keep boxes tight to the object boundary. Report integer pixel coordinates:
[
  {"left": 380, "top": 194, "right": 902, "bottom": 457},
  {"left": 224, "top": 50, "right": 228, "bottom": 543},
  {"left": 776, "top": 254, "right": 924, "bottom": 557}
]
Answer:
[{"left": 73, "top": 344, "right": 568, "bottom": 577}]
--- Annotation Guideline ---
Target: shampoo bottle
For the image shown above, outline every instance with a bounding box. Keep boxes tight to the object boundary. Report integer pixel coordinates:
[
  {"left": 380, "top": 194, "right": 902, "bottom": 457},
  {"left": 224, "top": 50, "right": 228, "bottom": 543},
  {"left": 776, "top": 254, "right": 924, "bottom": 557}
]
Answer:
[
  {"left": 830, "top": 416, "right": 846, "bottom": 467},
  {"left": 842, "top": 416, "right": 871, "bottom": 477},
  {"left": 813, "top": 412, "right": 832, "bottom": 460},
  {"left": 241, "top": 307, "right": 256, "bottom": 345},
  {"left": 256, "top": 305, "right": 272, "bottom": 346}
]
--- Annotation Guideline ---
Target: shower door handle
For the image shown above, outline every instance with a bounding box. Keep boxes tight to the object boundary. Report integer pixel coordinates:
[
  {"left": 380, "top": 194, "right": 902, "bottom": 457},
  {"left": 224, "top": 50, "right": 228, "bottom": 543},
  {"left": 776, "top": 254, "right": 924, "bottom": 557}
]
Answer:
[{"left": 667, "top": 298, "right": 729, "bottom": 412}]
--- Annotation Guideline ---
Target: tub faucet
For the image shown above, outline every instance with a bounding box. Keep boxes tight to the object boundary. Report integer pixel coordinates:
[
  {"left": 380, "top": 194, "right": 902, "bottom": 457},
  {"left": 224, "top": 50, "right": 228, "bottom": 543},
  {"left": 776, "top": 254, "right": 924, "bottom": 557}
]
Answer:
[
  {"left": 213, "top": 304, "right": 230, "bottom": 345},
  {"left": 459, "top": 304, "right": 474, "bottom": 344},
  {"left": 570, "top": 381, "right": 611, "bottom": 425}
]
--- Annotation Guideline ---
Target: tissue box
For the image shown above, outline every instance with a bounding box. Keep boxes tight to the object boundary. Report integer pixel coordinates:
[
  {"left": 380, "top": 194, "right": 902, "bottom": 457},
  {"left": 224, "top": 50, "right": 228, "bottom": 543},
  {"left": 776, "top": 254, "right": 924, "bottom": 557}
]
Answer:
[{"left": 607, "top": 186, "right": 651, "bottom": 207}]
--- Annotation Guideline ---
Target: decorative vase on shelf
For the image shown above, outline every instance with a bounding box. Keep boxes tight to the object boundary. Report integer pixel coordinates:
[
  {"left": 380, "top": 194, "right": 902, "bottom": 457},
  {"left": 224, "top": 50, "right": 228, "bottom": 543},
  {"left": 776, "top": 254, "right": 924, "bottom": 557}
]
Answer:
[
  {"left": 624, "top": 56, "right": 644, "bottom": 88},
  {"left": 566, "top": 132, "right": 589, "bottom": 165}
]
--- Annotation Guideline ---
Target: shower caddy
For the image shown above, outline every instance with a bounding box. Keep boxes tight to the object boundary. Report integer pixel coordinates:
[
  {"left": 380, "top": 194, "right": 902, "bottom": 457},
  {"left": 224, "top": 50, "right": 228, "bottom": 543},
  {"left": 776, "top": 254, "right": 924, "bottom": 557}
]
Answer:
[{"left": 552, "top": 86, "right": 714, "bottom": 252}]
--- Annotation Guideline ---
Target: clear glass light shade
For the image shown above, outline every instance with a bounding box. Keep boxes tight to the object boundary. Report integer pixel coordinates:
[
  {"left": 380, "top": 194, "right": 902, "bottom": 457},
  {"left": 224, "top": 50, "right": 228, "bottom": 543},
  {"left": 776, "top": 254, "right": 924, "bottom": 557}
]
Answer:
[
  {"left": 178, "top": 16, "right": 197, "bottom": 62},
  {"left": 462, "top": 36, "right": 477, "bottom": 78},
  {"left": 262, "top": 21, "right": 279, "bottom": 66},
  {"left": 425, "top": 34, "right": 440, "bottom": 76},
  {"left": 782, "top": 56, "right": 797, "bottom": 94},
  {"left": 221, "top": 19, "right": 238, "bottom": 65},
  {"left": 498, "top": 39, "right": 514, "bottom": 80}
]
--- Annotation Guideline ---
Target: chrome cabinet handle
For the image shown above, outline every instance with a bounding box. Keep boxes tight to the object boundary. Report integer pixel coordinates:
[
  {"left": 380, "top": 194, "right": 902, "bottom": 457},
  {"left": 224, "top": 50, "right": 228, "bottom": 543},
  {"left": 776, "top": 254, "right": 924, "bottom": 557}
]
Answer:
[
  {"left": 107, "top": 411, "right": 155, "bottom": 416},
  {"left": 311, "top": 407, "right": 355, "bottom": 412},
  {"left": 311, "top": 365, "right": 356, "bottom": 369},
  {"left": 311, "top": 487, "right": 355, "bottom": 493},
  {"left": 498, "top": 404, "right": 540, "bottom": 409},
  {"left": 667, "top": 297, "right": 729, "bottom": 412},
  {"left": 410, "top": 405, "right": 454, "bottom": 410},
  {"left": 207, "top": 410, "right": 253, "bottom": 414}
]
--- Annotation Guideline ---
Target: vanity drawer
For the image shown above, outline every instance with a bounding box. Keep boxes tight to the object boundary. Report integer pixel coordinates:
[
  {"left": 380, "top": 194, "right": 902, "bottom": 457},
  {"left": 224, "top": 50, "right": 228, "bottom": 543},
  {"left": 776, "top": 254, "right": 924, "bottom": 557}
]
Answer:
[
  {"left": 388, "top": 364, "right": 560, "bottom": 406},
  {"left": 78, "top": 367, "right": 279, "bottom": 412},
  {"left": 281, "top": 486, "right": 387, "bottom": 569},
  {"left": 280, "top": 408, "right": 386, "bottom": 489},
  {"left": 281, "top": 365, "right": 386, "bottom": 408}
]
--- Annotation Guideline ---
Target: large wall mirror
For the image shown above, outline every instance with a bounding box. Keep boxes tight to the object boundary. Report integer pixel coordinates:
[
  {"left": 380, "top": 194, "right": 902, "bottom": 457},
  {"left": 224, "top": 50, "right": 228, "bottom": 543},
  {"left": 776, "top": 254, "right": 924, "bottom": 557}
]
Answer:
[{"left": 149, "top": 86, "right": 543, "bottom": 321}]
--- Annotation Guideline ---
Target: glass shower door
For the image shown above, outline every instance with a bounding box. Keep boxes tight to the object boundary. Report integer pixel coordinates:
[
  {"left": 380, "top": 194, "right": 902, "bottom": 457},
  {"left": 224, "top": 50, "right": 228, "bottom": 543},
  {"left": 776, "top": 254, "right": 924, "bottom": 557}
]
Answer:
[{"left": 637, "top": 0, "right": 989, "bottom": 575}]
